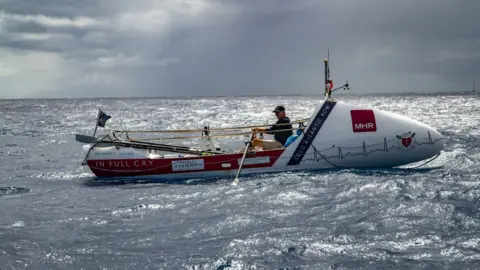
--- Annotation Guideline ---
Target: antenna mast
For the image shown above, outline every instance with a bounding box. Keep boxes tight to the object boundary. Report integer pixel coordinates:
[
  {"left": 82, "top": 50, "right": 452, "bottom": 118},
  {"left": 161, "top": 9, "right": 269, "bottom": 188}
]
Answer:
[{"left": 327, "top": 46, "right": 330, "bottom": 81}]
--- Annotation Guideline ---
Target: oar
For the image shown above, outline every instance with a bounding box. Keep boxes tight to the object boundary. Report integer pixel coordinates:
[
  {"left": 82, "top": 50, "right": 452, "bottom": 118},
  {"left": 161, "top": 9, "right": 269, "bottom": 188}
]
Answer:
[
  {"left": 232, "top": 133, "right": 254, "bottom": 186},
  {"left": 75, "top": 134, "right": 100, "bottom": 144}
]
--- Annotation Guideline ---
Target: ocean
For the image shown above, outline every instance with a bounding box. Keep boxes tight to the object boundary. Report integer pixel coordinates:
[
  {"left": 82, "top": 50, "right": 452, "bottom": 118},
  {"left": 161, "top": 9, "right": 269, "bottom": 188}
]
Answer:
[{"left": 1, "top": 93, "right": 479, "bottom": 269}]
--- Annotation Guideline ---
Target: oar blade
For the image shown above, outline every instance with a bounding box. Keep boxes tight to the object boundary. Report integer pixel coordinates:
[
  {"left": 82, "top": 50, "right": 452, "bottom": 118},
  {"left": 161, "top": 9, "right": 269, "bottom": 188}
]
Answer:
[{"left": 75, "top": 134, "right": 99, "bottom": 144}]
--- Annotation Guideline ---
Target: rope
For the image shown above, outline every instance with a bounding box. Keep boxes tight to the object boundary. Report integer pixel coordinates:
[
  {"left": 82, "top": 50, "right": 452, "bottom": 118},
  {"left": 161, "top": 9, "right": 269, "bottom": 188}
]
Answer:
[
  {"left": 311, "top": 145, "right": 341, "bottom": 168},
  {"left": 403, "top": 152, "right": 442, "bottom": 169},
  {"left": 113, "top": 118, "right": 310, "bottom": 134},
  {"left": 81, "top": 133, "right": 113, "bottom": 166}
]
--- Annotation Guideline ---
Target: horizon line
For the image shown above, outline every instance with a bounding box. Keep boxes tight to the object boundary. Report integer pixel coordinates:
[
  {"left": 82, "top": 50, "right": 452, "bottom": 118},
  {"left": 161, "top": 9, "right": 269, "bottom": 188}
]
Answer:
[{"left": 0, "top": 89, "right": 474, "bottom": 100}]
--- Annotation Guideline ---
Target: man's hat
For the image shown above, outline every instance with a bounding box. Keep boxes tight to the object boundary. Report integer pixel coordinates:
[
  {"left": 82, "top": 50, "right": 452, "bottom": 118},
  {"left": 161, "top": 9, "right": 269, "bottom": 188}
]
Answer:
[{"left": 273, "top": 105, "right": 285, "bottom": 113}]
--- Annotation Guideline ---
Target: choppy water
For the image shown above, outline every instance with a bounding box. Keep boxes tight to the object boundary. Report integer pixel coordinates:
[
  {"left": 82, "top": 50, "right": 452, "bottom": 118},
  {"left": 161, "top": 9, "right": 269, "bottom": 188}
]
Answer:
[{"left": 1, "top": 93, "right": 480, "bottom": 269}]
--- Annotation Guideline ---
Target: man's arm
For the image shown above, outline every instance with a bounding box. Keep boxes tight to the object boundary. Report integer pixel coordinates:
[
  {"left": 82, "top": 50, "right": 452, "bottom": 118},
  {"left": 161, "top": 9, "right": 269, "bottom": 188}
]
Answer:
[
  {"left": 269, "top": 118, "right": 291, "bottom": 134},
  {"left": 252, "top": 123, "right": 276, "bottom": 134},
  {"left": 253, "top": 119, "right": 289, "bottom": 134},
  {"left": 258, "top": 121, "right": 281, "bottom": 134},
  {"left": 252, "top": 126, "right": 268, "bottom": 133},
  {"left": 265, "top": 125, "right": 275, "bottom": 134}
]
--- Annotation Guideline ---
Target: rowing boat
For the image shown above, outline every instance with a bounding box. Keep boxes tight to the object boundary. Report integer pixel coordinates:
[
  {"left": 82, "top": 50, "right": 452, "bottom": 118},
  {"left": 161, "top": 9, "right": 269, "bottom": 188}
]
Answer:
[{"left": 76, "top": 58, "right": 444, "bottom": 182}]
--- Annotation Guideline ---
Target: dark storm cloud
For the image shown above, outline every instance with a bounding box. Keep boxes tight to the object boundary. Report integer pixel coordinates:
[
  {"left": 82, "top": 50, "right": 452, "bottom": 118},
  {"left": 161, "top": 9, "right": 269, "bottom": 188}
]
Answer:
[
  {"left": 0, "top": 40, "right": 61, "bottom": 53},
  {"left": 0, "top": 0, "right": 479, "bottom": 98},
  {"left": 151, "top": 0, "right": 480, "bottom": 95},
  {"left": 3, "top": 19, "right": 48, "bottom": 33},
  {"left": 0, "top": 0, "right": 104, "bottom": 17}
]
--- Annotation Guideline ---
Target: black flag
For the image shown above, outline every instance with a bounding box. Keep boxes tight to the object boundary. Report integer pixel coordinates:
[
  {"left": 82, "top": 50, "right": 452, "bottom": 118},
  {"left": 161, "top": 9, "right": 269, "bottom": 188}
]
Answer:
[{"left": 97, "top": 110, "right": 111, "bottom": 127}]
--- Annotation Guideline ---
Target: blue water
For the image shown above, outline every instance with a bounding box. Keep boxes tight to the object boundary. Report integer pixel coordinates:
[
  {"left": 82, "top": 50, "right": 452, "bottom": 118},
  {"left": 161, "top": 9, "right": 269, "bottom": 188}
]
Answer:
[{"left": 1, "top": 93, "right": 480, "bottom": 269}]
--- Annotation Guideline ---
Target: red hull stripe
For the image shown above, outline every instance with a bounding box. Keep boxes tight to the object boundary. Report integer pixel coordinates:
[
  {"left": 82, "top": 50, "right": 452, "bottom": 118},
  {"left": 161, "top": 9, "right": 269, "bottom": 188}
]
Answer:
[{"left": 87, "top": 149, "right": 285, "bottom": 177}]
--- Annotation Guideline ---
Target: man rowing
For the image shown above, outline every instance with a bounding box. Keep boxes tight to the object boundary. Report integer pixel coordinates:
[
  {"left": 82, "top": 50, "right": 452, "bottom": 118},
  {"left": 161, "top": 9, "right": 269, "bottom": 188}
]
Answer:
[{"left": 251, "top": 105, "right": 293, "bottom": 149}]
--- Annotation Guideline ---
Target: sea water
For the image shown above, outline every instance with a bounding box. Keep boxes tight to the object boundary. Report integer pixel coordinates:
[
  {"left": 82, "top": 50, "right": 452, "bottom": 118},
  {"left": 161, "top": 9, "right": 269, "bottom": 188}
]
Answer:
[{"left": 1, "top": 93, "right": 479, "bottom": 269}]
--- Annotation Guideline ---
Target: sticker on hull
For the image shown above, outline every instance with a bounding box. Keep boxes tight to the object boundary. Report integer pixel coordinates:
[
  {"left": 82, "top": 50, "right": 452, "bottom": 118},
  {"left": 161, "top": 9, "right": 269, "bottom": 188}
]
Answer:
[
  {"left": 287, "top": 101, "right": 337, "bottom": 166},
  {"left": 350, "top": 110, "right": 377, "bottom": 133},
  {"left": 397, "top": 131, "right": 415, "bottom": 147},
  {"left": 93, "top": 160, "right": 154, "bottom": 168},
  {"left": 239, "top": 157, "right": 270, "bottom": 166},
  {"left": 172, "top": 159, "right": 205, "bottom": 171}
]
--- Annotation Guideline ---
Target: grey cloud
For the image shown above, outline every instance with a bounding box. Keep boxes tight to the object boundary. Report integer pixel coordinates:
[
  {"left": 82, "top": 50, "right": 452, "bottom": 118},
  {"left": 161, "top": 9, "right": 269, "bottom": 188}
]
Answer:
[
  {"left": 0, "top": 39, "right": 59, "bottom": 53},
  {"left": 0, "top": 0, "right": 479, "bottom": 98},
  {"left": 0, "top": 0, "right": 104, "bottom": 17},
  {"left": 3, "top": 19, "right": 48, "bottom": 33}
]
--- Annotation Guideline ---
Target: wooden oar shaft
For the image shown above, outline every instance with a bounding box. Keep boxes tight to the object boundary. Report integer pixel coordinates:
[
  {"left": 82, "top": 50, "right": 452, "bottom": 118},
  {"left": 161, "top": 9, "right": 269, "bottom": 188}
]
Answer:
[
  {"left": 111, "top": 140, "right": 222, "bottom": 155},
  {"left": 232, "top": 133, "right": 254, "bottom": 185},
  {"left": 126, "top": 128, "right": 300, "bottom": 141},
  {"left": 114, "top": 118, "right": 309, "bottom": 134}
]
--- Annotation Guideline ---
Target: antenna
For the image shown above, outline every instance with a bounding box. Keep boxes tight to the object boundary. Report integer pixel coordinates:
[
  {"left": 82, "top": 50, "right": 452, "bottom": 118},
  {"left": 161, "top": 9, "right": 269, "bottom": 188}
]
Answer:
[{"left": 328, "top": 46, "right": 330, "bottom": 79}]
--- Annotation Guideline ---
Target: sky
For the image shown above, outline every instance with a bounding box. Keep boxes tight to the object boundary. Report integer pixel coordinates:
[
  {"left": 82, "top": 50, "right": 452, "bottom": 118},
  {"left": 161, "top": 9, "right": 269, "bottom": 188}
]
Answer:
[{"left": 0, "top": 0, "right": 479, "bottom": 99}]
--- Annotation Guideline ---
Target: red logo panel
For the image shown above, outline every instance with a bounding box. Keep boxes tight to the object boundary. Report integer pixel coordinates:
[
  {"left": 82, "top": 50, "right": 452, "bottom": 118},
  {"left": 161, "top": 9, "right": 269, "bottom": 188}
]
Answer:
[{"left": 350, "top": 110, "right": 377, "bottom": 132}]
